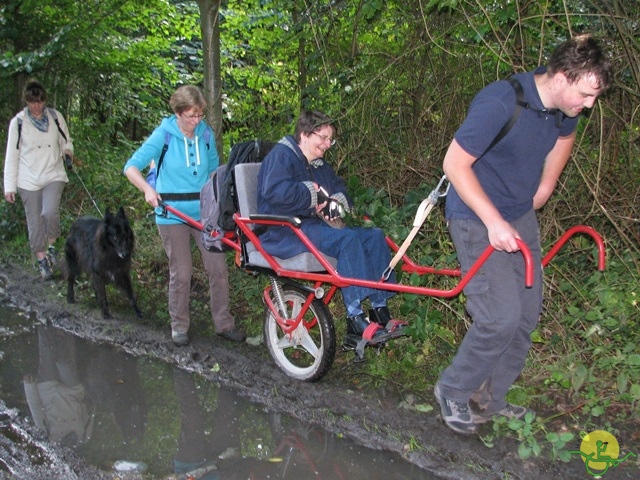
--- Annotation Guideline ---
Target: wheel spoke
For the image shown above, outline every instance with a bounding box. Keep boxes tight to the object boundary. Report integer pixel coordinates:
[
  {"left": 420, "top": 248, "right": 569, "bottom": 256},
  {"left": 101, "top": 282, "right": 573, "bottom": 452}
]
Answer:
[
  {"left": 276, "top": 335, "right": 295, "bottom": 349},
  {"left": 294, "top": 324, "right": 320, "bottom": 359}
]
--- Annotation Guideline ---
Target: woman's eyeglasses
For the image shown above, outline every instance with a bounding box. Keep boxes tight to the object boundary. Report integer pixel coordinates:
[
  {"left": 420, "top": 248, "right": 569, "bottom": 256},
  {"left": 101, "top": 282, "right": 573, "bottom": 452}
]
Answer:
[
  {"left": 312, "top": 132, "right": 336, "bottom": 146},
  {"left": 182, "top": 113, "right": 205, "bottom": 120}
]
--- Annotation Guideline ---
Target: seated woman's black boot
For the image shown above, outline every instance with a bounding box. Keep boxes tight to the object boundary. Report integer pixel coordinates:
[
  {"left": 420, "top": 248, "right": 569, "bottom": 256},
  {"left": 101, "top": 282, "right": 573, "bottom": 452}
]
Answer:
[
  {"left": 369, "top": 306, "right": 392, "bottom": 325},
  {"left": 346, "top": 313, "right": 371, "bottom": 336},
  {"left": 369, "top": 306, "right": 408, "bottom": 337},
  {"left": 344, "top": 313, "right": 386, "bottom": 350}
]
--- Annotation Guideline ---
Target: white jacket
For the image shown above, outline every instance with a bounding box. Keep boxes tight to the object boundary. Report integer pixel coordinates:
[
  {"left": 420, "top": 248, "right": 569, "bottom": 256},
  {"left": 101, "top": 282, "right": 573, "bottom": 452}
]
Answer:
[{"left": 3, "top": 107, "right": 73, "bottom": 193}]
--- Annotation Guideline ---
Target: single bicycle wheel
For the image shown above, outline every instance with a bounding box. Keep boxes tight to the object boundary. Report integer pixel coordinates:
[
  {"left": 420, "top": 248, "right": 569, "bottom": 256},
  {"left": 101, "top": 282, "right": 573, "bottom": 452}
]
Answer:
[{"left": 263, "top": 285, "right": 336, "bottom": 382}]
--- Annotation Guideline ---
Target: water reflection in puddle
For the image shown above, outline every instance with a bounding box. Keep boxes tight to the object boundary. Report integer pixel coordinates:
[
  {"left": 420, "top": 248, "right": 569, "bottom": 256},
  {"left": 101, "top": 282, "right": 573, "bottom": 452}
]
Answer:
[{"left": 0, "top": 304, "right": 436, "bottom": 479}]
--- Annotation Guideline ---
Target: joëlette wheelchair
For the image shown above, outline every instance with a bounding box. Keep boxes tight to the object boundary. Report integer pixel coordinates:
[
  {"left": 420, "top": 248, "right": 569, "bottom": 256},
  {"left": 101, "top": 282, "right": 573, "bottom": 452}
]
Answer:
[{"left": 162, "top": 163, "right": 606, "bottom": 382}]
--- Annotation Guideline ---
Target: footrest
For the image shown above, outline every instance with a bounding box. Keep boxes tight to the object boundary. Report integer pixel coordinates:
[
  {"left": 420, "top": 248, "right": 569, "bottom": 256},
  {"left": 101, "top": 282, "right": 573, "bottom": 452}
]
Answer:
[
  {"left": 362, "top": 321, "right": 383, "bottom": 341},
  {"left": 384, "top": 319, "right": 408, "bottom": 337},
  {"left": 343, "top": 317, "right": 409, "bottom": 362}
]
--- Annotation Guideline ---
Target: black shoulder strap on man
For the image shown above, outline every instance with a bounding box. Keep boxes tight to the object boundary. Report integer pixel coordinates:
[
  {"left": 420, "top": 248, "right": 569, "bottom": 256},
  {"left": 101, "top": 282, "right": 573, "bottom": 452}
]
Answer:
[
  {"left": 480, "top": 76, "right": 566, "bottom": 159},
  {"left": 480, "top": 77, "right": 527, "bottom": 157},
  {"left": 16, "top": 107, "right": 67, "bottom": 149}
]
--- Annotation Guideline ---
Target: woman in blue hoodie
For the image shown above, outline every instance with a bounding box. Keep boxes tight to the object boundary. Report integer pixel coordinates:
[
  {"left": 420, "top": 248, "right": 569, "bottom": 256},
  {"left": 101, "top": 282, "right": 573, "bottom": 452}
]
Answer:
[{"left": 123, "top": 85, "right": 245, "bottom": 346}]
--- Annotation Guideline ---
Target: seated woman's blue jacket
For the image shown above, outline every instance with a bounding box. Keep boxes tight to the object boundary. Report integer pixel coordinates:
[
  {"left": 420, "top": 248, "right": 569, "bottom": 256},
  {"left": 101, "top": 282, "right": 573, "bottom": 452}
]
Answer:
[{"left": 257, "top": 136, "right": 352, "bottom": 259}]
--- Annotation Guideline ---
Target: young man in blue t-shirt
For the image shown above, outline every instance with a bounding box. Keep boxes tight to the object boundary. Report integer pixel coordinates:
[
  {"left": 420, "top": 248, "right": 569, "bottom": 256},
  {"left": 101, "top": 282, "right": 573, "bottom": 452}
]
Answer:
[{"left": 435, "top": 35, "right": 613, "bottom": 434}]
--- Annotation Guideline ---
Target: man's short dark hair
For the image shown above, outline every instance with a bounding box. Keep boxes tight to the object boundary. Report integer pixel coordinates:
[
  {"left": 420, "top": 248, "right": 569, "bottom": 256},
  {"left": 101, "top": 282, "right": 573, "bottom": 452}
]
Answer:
[{"left": 548, "top": 34, "right": 613, "bottom": 90}]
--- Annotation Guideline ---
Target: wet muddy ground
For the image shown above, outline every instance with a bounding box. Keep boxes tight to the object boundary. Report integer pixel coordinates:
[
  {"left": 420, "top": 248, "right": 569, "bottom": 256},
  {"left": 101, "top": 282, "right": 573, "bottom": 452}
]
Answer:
[{"left": 0, "top": 261, "right": 636, "bottom": 479}]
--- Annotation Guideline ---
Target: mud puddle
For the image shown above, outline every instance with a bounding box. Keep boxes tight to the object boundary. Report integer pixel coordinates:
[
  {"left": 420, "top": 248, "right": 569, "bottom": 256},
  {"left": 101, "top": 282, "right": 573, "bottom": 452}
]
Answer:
[
  {"left": 2, "top": 262, "right": 634, "bottom": 480},
  {"left": 0, "top": 303, "right": 434, "bottom": 479}
]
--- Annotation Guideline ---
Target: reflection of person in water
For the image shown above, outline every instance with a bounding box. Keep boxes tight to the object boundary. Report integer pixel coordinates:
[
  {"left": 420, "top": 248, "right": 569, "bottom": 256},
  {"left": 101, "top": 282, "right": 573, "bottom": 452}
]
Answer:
[
  {"left": 175, "top": 368, "right": 302, "bottom": 479},
  {"left": 173, "top": 368, "right": 246, "bottom": 479},
  {"left": 83, "top": 343, "right": 147, "bottom": 445},
  {"left": 23, "top": 325, "right": 94, "bottom": 447}
]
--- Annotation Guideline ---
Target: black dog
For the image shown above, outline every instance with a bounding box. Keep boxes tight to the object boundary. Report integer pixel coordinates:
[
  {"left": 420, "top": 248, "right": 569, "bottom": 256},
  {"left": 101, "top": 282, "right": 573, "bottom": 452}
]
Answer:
[{"left": 65, "top": 207, "right": 142, "bottom": 319}]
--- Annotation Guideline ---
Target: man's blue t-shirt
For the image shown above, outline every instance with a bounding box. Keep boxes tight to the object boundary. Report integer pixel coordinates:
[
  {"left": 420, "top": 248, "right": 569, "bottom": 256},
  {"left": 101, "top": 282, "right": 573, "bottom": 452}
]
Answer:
[{"left": 445, "top": 67, "right": 579, "bottom": 222}]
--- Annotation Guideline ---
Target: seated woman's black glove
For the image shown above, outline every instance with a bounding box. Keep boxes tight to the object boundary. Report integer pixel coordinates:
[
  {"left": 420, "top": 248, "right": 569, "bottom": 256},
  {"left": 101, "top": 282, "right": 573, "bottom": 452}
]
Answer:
[
  {"left": 317, "top": 186, "right": 345, "bottom": 221},
  {"left": 321, "top": 199, "right": 345, "bottom": 220}
]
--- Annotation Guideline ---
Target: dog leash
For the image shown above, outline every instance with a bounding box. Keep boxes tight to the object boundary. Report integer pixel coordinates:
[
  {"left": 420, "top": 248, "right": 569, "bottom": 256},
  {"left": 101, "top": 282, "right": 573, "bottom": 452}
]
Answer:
[
  {"left": 381, "top": 175, "right": 449, "bottom": 281},
  {"left": 66, "top": 154, "right": 103, "bottom": 218}
]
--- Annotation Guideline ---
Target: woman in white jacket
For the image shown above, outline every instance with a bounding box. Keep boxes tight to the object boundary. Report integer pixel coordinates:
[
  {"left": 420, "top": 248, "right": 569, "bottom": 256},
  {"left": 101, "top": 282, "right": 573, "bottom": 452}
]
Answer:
[{"left": 3, "top": 79, "right": 73, "bottom": 280}]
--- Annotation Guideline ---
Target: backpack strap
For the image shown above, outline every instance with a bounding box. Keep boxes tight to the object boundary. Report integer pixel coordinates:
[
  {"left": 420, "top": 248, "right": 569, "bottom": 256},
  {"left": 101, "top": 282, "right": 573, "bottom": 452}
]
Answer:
[
  {"left": 480, "top": 78, "right": 526, "bottom": 157},
  {"left": 47, "top": 108, "right": 68, "bottom": 143},
  {"left": 154, "top": 128, "right": 211, "bottom": 198},
  {"left": 16, "top": 119, "right": 22, "bottom": 149},
  {"left": 156, "top": 127, "right": 210, "bottom": 177},
  {"left": 15, "top": 108, "right": 68, "bottom": 149},
  {"left": 155, "top": 131, "right": 172, "bottom": 177}
]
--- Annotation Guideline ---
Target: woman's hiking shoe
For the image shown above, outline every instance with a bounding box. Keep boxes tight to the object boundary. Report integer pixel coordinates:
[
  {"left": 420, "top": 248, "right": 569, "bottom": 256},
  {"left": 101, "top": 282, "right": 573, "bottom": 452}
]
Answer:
[
  {"left": 38, "top": 258, "right": 53, "bottom": 281},
  {"left": 434, "top": 383, "right": 477, "bottom": 435},
  {"left": 218, "top": 327, "right": 246, "bottom": 343},
  {"left": 47, "top": 245, "right": 58, "bottom": 267},
  {"left": 172, "top": 331, "right": 190, "bottom": 346},
  {"left": 472, "top": 403, "right": 535, "bottom": 424}
]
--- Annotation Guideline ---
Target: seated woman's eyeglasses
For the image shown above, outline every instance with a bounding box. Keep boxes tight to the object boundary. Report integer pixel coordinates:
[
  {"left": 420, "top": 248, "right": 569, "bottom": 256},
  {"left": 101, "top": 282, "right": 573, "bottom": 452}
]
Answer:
[
  {"left": 312, "top": 132, "right": 336, "bottom": 146},
  {"left": 183, "top": 113, "right": 205, "bottom": 120}
]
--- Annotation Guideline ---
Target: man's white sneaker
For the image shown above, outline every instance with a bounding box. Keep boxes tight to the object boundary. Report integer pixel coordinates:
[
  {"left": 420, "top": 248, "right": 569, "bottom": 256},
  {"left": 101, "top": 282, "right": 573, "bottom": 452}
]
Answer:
[
  {"left": 434, "top": 383, "right": 477, "bottom": 435},
  {"left": 473, "top": 403, "right": 535, "bottom": 424}
]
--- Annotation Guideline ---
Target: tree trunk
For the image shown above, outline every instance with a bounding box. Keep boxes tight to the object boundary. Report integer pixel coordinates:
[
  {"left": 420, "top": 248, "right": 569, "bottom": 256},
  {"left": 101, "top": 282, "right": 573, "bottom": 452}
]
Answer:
[
  {"left": 196, "top": 0, "right": 223, "bottom": 160},
  {"left": 292, "top": 3, "right": 306, "bottom": 110}
]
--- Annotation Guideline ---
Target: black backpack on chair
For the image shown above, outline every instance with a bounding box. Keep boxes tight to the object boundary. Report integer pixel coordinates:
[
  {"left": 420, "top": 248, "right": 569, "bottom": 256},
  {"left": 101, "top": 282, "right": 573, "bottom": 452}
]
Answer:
[{"left": 199, "top": 139, "right": 275, "bottom": 252}]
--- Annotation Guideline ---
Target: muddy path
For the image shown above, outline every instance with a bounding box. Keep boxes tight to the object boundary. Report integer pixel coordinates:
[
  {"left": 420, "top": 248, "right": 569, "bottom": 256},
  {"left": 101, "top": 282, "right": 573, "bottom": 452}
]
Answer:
[{"left": 0, "top": 260, "right": 628, "bottom": 480}]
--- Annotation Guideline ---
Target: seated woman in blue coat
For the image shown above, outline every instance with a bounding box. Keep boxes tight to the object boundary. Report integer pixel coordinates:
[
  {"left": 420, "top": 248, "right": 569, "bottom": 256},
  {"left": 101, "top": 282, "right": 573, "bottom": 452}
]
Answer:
[{"left": 257, "top": 110, "right": 403, "bottom": 348}]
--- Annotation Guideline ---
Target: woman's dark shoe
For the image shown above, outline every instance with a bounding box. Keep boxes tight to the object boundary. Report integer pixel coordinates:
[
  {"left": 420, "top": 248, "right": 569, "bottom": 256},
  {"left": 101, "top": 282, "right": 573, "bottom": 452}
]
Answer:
[
  {"left": 343, "top": 313, "right": 391, "bottom": 362},
  {"left": 369, "top": 306, "right": 408, "bottom": 335},
  {"left": 344, "top": 313, "right": 387, "bottom": 348},
  {"left": 369, "top": 306, "right": 392, "bottom": 325},
  {"left": 346, "top": 313, "right": 373, "bottom": 335},
  {"left": 218, "top": 327, "right": 246, "bottom": 343}
]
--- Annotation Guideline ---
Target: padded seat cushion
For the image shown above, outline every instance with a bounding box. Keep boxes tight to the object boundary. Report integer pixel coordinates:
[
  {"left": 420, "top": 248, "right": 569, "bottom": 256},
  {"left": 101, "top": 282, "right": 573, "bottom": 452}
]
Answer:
[
  {"left": 245, "top": 243, "right": 337, "bottom": 271},
  {"left": 234, "top": 163, "right": 338, "bottom": 272}
]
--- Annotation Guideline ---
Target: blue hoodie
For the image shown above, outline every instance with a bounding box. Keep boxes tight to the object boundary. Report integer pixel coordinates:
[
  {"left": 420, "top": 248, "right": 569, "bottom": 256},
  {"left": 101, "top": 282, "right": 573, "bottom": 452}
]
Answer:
[{"left": 123, "top": 115, "right": 218, "bottom": 225}]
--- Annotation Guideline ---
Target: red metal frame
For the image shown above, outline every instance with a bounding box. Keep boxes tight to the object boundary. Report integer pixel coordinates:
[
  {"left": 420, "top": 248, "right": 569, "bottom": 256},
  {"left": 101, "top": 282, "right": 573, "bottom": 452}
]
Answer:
[
  {"left": 162, "top": 203, "right": 606, "bottom": 334},
  {"left": 541, "top": 225, "right": 605, "bottom": 270},
  {"left": 230, "top": 213, "right": 536, "bottom": 297}
]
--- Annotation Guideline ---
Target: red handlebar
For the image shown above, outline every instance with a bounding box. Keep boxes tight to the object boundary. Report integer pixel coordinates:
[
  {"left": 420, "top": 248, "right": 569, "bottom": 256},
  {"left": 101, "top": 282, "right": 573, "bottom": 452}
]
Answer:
[
  {"left": 465, "top": 239, "right": 534, "bottom": 289},
  {"left": 542, "top": 225, "right": 606, "bottom": 271},
  {"left": 161, "top": 199, "right": 605, "bottom": 296},
  {"left": 516, "top": 238, "right": 534, "bottom": 287}
]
